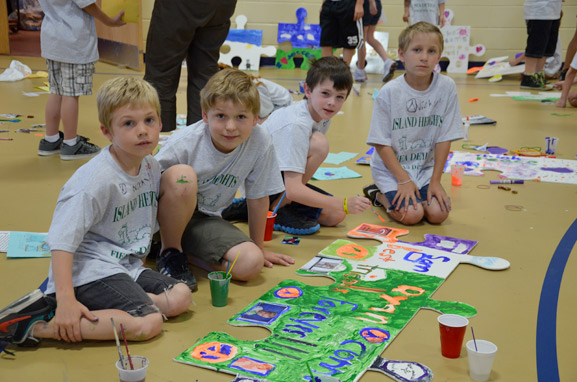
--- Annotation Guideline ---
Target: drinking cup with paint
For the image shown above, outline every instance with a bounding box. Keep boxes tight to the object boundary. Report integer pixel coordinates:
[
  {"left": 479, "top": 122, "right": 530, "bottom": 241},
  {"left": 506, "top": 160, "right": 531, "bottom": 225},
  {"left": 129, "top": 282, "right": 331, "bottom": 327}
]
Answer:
[
  {"left": 451, "top": 164, "right": 465, "bottom": 186},
  {"left": 208, "top": 271, "right": 232, "bottom": 307}
]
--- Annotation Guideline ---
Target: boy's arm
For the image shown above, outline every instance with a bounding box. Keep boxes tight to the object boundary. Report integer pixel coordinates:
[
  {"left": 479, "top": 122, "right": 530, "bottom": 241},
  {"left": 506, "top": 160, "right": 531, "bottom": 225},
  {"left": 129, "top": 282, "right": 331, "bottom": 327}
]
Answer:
[
  {"left": 556, "top": 67, "right": 577, "bottom": 108},
  {"left": 353, "top": 0, "right": 364, "bottom": 21},
  {"left": 83, "top": 3, "right": 126, "bottom": 27},
  {"left": 427, "top": 140, "right": 451, "bottom": 211},
  {"left": 246, "top": 196, "right": 294, "bottom": 267},
  {"left": 52, "top": 250, "right": 98, "bottom": 343},
  {"left": 284, "top": 171, "right": 370, "bottom": 214},
  {"left": 403, "top": 0, "right": 410, "bottom": 23},
  {"left": 374, "top": 144, "right": 420, "bottom": 211},
  {"left": 439, "top": 2, "right": 446, "bottom": 27}
]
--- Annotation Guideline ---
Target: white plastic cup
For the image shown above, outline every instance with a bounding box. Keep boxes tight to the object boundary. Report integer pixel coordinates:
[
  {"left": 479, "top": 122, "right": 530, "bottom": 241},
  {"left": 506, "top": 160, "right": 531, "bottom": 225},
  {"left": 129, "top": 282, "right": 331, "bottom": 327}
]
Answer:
[
  {"left": 116, "top": 355, "right": 149, "bottom": 382},
  {"left": 466, "top": 339, "right": 497, "bottom": 381}
]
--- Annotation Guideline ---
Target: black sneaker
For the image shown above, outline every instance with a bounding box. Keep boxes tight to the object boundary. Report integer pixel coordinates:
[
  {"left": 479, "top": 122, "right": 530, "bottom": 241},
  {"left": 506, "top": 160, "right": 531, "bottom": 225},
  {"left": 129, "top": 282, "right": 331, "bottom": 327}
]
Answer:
[
  {"left": 156, "top": 248, "right": 197, "bottom": 292},
  {"left": 38, "top": 131, "right": 64, "bottom": 156},
  {"left": 363, "top": 184, "right": 383, "bottom": 207},
  {"left": 274, "top": 204, "right": 320, "bottom": 235},
  {"left": 221, "top": 198, "right": 248, "bottom": 222},
  {"left": 520, "top": 73, "right": 546, "bottom": 90},
  {"left": 60, "top": 136, "right": 101, "bottom": 160},
  {"left": 0, "top": 289, "right": 56, "bottom": 346},
  {"left": 560, "top": 68, "right": 568, "bottom": 81}
]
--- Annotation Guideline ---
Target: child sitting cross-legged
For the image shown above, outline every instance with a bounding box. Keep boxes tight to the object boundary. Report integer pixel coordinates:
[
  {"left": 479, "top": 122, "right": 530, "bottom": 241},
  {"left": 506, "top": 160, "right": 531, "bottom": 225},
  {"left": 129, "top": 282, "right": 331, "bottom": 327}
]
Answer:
[{"left": 0, "top": 77, "right": 192, "bottom": 352}]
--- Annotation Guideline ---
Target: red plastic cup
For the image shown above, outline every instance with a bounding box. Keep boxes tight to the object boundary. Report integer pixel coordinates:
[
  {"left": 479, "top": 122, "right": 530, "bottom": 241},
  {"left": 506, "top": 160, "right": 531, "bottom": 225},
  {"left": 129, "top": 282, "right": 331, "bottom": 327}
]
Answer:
[
  {"left": 438, "top": 314, "right": 469, "bottom": 358},
  {"left": 264, "top": 211, "right": 276, "bottom": 241}
]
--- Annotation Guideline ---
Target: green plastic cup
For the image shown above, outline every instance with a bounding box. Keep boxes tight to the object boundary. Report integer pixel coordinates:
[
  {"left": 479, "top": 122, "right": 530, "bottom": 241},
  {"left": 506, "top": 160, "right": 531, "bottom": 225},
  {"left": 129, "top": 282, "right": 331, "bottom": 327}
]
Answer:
[{"left": 208, "top": 271, "right": 232, "bottom": 307}]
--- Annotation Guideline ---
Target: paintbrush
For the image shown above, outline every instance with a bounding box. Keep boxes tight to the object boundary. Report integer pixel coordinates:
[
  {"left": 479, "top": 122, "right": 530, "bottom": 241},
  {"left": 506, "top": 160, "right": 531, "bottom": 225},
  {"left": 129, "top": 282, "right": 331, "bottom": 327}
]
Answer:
[
  {"left": 110, "top": 318, "right": 124, "bottom": 370},
  {"left": 119, "top": 323, "right": 134, "bottom": 370}
]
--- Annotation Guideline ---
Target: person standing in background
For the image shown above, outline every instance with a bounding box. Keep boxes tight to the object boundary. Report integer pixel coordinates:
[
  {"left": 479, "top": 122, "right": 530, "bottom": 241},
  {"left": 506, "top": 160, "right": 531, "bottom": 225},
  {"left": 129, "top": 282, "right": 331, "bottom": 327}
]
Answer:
[{"left": 144, "top": 0, "right": 238, "bottom": 132}]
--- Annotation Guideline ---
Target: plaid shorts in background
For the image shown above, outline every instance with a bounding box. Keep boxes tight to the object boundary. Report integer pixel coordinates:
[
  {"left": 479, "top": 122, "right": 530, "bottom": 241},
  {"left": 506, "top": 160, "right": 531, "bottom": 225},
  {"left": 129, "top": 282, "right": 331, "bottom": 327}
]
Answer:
[{"left": 46, "top": 59, "right": 95, "bottom": 96}]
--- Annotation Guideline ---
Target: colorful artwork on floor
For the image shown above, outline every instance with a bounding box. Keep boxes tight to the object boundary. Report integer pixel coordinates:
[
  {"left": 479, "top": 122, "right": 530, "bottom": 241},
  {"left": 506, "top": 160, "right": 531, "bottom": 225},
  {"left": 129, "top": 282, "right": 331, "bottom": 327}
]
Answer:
[
  {"left": 441, "top": 9, "right": 485, "bottom": 73},
  {"left": 447, "top": 151, "right": 577, "bottom": 184},
  {"left": 175, "top": 224, "right": 509, "bottom": 381}
]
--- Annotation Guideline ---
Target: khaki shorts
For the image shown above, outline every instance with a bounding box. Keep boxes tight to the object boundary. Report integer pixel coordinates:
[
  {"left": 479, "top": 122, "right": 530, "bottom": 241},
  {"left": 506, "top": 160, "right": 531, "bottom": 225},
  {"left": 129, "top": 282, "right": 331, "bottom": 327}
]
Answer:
[
  {"left": 181, "top": 211, "right": 253, "bottom": 265},
  {"left": 46, "top": 59, "right": 95, "bottom": 96}
]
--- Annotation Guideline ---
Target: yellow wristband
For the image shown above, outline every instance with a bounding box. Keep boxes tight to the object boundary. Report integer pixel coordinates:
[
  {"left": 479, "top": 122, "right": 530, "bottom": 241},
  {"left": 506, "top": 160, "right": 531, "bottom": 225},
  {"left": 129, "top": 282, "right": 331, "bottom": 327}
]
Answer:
[{"left": 343, "top": 197, "right": 349, "bottom": 215}]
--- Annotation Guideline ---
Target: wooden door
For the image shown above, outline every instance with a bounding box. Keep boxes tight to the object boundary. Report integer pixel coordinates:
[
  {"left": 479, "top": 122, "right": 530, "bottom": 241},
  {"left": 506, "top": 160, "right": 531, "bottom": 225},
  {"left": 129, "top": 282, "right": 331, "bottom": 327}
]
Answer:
[
  {"left": 95, "top": 0, "right": 143, "bottom": 70},
  {"left": 0, "top": 0, "right": 10, "bottom": 55}
]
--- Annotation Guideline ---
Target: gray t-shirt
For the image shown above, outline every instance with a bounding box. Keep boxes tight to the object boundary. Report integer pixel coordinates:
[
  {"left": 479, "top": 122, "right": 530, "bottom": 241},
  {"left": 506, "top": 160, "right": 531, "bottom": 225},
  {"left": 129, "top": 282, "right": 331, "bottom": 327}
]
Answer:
[
  {"left": 409, "top": 0, "right": 446, "bottom": 26},
  {"left": 256, "top": 78, "right": 293, "bottom": 119},
  {"left": 523, "top": 0, "right": 562, "bottom": 20},
  {"left": 367, "top": 73, "right": 463, "bottom": 193},
  {"left": 263, "top": 99, "right": 331, "bottom": 174},
  {"left": 39, "top": 0, "right": 98, "bottom": 64},
  {"left": 45, "top": 147, "right": 161, "bottom": 294},
  {"left": 155, "top": 120, "right": 284, "bottom": 216}
]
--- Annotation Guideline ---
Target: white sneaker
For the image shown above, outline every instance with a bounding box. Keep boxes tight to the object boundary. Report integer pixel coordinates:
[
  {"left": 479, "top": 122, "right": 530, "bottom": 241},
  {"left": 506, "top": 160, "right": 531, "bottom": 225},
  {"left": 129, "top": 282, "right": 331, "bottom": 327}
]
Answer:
[
  {"left": 382, "top": 59, "right": 397, "bottom": 83},
  {"left": 354, "top": 66, "right": 367, "bottom": 82}
]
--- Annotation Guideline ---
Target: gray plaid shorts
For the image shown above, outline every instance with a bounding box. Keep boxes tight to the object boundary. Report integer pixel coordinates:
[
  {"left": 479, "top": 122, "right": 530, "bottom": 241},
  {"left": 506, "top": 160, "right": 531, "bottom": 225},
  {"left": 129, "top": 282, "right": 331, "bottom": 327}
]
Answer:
[{"left": 46, "top": 59, "right": 95, "bottom": 96}]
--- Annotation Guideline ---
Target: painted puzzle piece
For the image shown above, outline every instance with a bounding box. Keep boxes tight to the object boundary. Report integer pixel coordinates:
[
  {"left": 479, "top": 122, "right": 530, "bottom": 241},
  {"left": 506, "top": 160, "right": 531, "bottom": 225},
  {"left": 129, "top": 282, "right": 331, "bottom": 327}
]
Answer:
[
  {"left": 219, "top": 15, "right": 276, "bottom": 71},
  {"left": 275, "top": 48, "right": 322, "bottom": 70},
  {"left": 278, "top": 8, "right": 321, "bottom": 48},
  {"left": 446, "top": 151, "right": 577, "bottom": 185},
  {"left": 475, "top": 56, "right": 525, "bottom": 79},
  {"left": 441, "top": 9, "right": 485, "bottom": 73},
  {"left": 175, "top": 224, "right": 508, "bottom": 381},
  {"left": 227, "top": 15, "right": 263, "bottom": 45}
]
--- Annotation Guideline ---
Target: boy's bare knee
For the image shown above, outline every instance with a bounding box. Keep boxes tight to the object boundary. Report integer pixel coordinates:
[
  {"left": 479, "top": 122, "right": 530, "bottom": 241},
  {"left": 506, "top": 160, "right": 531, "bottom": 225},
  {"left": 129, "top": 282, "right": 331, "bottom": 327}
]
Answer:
[
  {"left": 231, "top": 248, "right": 264, "bottom": 281},
  {"left": 426, "top": 210, "right": 449, "bottom": 225},
  {"left": 309, "top": 132, "right": 329, "bottom": 157},
  {"left": 127, "top": 313, "right": 164, "bottom": 341},
  {"left": 319, "top": 209, "right": 346, "bottom": 227},
  {"left": 161, "top": 165, "right": 197, "bottom": 195},
  {"left": 390, "top": 206, "right": 424, "bottom": 225},
  {"left": 164, "top": 283, "right": 192, "bottom": 317}
]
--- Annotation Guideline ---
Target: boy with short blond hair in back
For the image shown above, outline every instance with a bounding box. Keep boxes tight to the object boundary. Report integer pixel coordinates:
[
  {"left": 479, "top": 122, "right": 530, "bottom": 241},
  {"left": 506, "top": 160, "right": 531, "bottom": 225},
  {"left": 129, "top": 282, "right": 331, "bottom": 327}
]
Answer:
[
  {"left": 0, "top": 77, "right": 191, "bottom": 351},
  {"left": 154, "top": 69, "right": 294, "bottom": 287},
  {"left": 364, "top": 22, "right": 462, "bottom": 226}
]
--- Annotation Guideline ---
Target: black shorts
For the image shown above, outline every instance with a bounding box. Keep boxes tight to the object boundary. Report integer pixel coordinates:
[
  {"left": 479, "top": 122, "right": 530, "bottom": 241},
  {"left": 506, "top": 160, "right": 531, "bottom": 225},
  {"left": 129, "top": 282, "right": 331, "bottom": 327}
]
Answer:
[
  {"left": 320, "top": 0, "right": 363, "bottom": 49},
  {"left": 525, "top": 19, "right": 560, "bottom": 58},
  {"left": 362, "top": 0, "right": 382, "bottom": 27}
]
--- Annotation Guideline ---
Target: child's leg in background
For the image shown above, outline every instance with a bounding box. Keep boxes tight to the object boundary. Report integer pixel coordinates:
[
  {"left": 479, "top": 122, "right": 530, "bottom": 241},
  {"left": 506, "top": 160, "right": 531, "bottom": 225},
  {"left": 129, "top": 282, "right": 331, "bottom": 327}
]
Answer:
[
  {"left": 44, "top": 93, "right": 62, "bottom": 137},
  {"left": 60, "top": 95, "right": 79, "bottom": 141}
]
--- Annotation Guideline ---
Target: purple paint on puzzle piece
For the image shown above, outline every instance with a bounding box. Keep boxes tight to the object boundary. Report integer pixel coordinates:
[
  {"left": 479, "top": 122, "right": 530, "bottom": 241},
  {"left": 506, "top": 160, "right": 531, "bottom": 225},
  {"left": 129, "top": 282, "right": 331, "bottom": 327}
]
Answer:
[
  {"left": 406, "top": 234, "right": 478, "bottom": 255},
  {"left": 541, "top": 167, "right": 573, "bottom": 173},
  {"left": 486, "top": 146, "right": 508, "bottom": 155}
]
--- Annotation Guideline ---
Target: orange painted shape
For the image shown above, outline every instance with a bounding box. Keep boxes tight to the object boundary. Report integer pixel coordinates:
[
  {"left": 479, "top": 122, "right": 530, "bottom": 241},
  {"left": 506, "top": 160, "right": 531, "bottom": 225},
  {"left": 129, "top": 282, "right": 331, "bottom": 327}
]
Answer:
[
  {"left": 190, "top": 341, "right": 238, "bottom": 363},
  {"left": 336, "top": 243, "right": 369, "bottom": 260}
]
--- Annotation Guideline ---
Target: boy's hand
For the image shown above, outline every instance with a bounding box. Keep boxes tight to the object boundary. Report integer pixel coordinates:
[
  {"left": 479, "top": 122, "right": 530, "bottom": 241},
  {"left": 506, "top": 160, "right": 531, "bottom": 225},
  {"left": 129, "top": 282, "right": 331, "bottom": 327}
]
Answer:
[
  {"left": 555, "top": 98, "right": 567, "bottom": 108},
  {"left": 403, "top": 11, "right": 410, "bottom": 23},
  {"left": 54, "top": 298, "right": 98, "bottom": 342},
  {"left": 392, "top": 181, "right": 420, "bottom": 211},
  {"left": 109, "top": 11, "right": 126, "bottom": 27},
  {"left": 263, "top": 250, "right": 295, "bottom": 268},
  {"left": 347, "top": 196, "right": 371, "bottom": 214},
  {"left": 353, "top": 2, "right": 364, "bottom": 21},
  {"left": 369, "top": 0, "right": 378, "bottom": 15},
  {"left": 427, "top": 182, "right": 451, "bottom": 212},
  {"left": 554, "top": 81, "right": 564, "bottom": 90}
]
